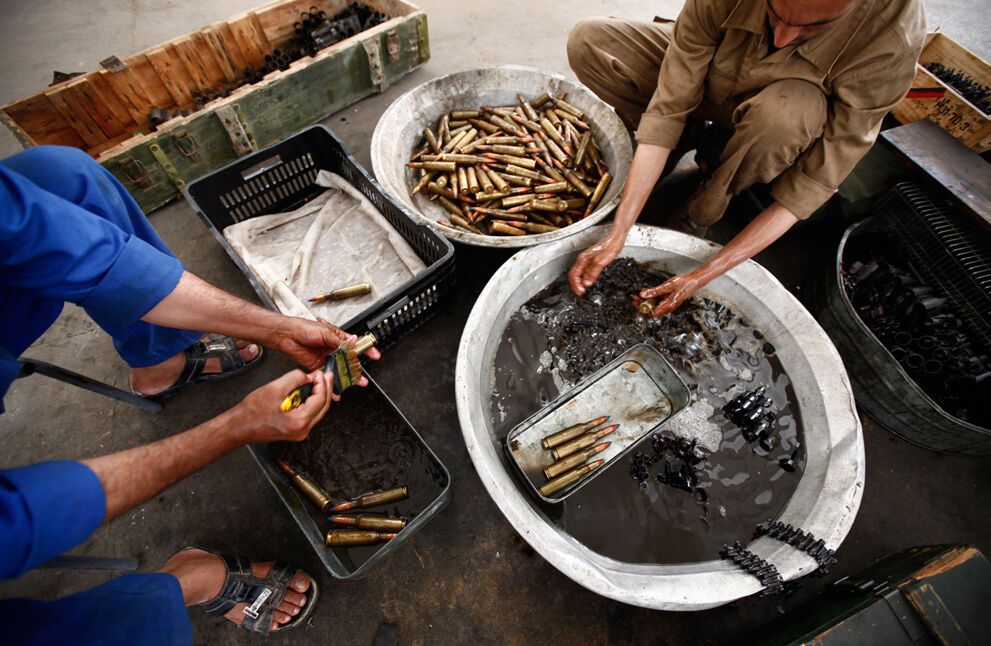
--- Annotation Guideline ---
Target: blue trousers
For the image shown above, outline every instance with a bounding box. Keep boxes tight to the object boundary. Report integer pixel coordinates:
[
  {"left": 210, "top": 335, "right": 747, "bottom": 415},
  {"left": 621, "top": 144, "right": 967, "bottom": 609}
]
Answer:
[
  {"left": 0, "top": 146, "right": 201, "bottom": 370},
  {"left": 1, "top": 573, "right": 192, "bottom": 645}
]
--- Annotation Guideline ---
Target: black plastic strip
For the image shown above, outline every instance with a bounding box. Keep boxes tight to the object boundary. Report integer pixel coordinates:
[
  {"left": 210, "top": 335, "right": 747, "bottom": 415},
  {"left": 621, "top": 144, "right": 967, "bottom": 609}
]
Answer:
[{"left": 754, "top": 520, "right": 838, "bottom": 576}]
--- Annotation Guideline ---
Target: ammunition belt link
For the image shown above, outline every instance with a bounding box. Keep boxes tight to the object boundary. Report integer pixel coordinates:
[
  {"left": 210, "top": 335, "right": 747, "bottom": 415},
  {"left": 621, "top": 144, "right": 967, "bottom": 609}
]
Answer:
[
  {"left": 720, "top": 542, "right": 784, "bottom": 596},
  {"left": 753, "top": 520, "right": 838, "bottom": 576}
]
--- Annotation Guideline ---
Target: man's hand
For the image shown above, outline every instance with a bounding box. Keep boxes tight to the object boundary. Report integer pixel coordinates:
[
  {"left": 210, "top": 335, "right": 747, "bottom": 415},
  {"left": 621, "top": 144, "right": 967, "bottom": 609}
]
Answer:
[
  {"left": 640, "top": 273, "right": 703, "bottom": 317},
  {"left": 568, "top": 233, "right": 626, "bottom": 296},
  {"left": 275, "top": 318, "right": 381, "bottom": 378},
  {"left": 233, "top": 369, "right": 333, "bottom": 444}
]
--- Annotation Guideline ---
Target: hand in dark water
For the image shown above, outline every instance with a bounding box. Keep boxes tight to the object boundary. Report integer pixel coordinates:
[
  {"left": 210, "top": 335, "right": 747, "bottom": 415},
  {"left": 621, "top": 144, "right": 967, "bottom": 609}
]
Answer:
[{"left": 640, "top": 273, "right": 702, "bottom": 317}]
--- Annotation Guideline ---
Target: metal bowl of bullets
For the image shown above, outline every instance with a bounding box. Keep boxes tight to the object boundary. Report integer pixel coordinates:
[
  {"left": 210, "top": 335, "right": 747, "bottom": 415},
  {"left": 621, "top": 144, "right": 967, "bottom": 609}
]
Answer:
[
  {"left": 371, "top": 66, "right": 633, "bottom": 247},
  {"left": 455, "top": 225, "right": 865, "bottom": 610}
]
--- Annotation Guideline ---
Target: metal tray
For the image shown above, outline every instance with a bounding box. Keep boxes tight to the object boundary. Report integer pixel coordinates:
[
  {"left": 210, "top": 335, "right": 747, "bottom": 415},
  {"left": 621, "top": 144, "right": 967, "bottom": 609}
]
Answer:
[
  {"left": 504, "top": 344, "right": 691, "bottom": 503},
  {"left": 254, "top": 370, "right": 451, "bottom": 579}
]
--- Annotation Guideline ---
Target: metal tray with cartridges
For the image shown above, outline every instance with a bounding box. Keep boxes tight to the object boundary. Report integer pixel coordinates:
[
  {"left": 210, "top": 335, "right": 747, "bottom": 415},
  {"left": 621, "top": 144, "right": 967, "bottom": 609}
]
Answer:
[{"left": 504, "top": 344, "right": 691, "bottom": 503}]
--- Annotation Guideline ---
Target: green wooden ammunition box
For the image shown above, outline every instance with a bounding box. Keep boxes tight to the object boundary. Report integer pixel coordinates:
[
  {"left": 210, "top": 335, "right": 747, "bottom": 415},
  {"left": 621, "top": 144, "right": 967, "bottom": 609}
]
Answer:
[
  {"left": 0, "top": 0, "right": 429, "bottom": 213},
  {"left": 754, "top": 545, "right": 991, "bottom": 645}
]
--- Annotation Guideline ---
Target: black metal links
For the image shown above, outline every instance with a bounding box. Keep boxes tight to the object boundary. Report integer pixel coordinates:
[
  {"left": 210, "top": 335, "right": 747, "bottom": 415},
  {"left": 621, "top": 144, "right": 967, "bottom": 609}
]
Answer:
[
  {"left": 753, "top": 520, "right": 838, "bottom": 576},
  {"left": 720, "top": 541, "right": 784, "bottom": 596}
]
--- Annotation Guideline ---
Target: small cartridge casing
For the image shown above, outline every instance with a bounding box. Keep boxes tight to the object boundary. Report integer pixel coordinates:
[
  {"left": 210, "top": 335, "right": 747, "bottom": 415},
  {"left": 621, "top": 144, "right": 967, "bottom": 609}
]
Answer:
[
  {"left": 457, "top": 167, "right": 469, "bottom": 195},
  {"left": 551, "top": 424, "right": 619, "bottom": 460},
  {"left": 517, "top": 222, "right": 560, "bottom": 234},
  {"left": 349, "top": 332, "right": 377, "bottom": 356},
  {"left": 491, "top": 222, "right": 527, "bottom": 236},
  {"left": 468, "top": 118, "right": 501, "bottom": 134},
  {"left": 534, "top": 181, "right": 569, "bottom": 194},
  {"left": 309, "top": 283, "right": 373, "bottom": 303},
  {"left": 544, "top": 441, "right": 610, "bottom": 479},
  {"left": 325, "top": 530, "right": 398, "bottom": 546},
  {"left": 501, "top": 194, "right": 534, "bottom": 208},
  {"left": 584, "top": 172, "right": 613, "bottom": 217},
  {"left": 331, "top": 485, "right": 409, "bottom": 512},
  {"left": 466, "top": 166, "right": 481, "bottom": 193},
  {"left": 277, "top": 460, "right": 332, "bottom": 514},
  {"left": 409, "top": 161, "right": 457, "bottom": 172},
  {"left": 450, "top": 109, "right": 481, "bottom": 120},
  {"left": 423, "top": 127, "right": 440, "bottom": 153},
  {"left": 562, "top": 169, "right": 593, "bottom": 197},
  {"left": 330, "top": 514, "right": 407, "bottom": 531},
  {"left": 539, "top": 460, "right": 604, "bottom": 497},
  {"left": 542, "top": 415, "right": 610, "bottom": 449},
  {"left": 484, "top": 153, "right": 537, "bottom": 169}
]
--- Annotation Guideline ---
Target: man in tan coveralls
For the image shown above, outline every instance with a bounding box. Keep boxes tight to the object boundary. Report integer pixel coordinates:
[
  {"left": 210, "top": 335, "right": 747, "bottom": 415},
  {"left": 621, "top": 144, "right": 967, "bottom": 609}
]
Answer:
[{"left": 566, "top": 0, "right": 925, "bottom": 315}]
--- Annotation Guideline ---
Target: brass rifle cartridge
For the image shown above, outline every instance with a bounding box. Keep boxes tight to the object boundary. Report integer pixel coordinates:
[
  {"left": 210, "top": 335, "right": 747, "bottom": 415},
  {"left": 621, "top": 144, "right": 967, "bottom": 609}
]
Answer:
[
  {"left": 456, "top": 128, "right": 479, "bottom": 151},
  {"left": 502, "top": 194, "right": 535, "bottom": 208},
  {"left": 409, "top": 161, "right": 456, "bottom": 173},
  {"left": 427, "top": 182, "right": 460, "bottom": 201},
  {"left": 438, "top": 196, "right": 465, "bottom": 217},
  {"left": 457, "top": 167, "right": 469, "bottom": 195},
  {"left": 562, "top": 169, "right": 593, "bottom": 197},
  {"left": 276, "top": 460, "right": 332, "bottom": 514},
  {"left": 584, "top": 173, "right": 612, "bottom": 217},
  {"left": 517, "top": 222, "right": 559, "bottom": 234},
  {"left": 574, "top": 132, "right": 592, "bottom": 166},
  {"left": 423, "top": 127, "right": 440, "bottom": 153},
  {"left": 530, "top": 199, "right": 569, "bottom": 213},
  {"left": 551, "top": 424, "right": 619, "bottom": 460},
  {"left": 435, "top": 153, "right": 487, "bottom": 164},
  {"left": 410, "top": 171, "right": 435, "bottom": 195},
  {"left": 544, "top": 441, "right": 611, "bottom": 479},
  {"left": 552, "top": 96, "right": 585, "bottom": 118},
  {"left": 534, "top": 157, "right": 566, "bottom": 183},
  {"left": 491, "top": 222, "right": 527, "bottom": 236},
  {"left": 564, "top": 198, "right": 587, "bottom": 210},
  {"left": 484, "top": 153, "right": 537, "bottom": 169},
  {"left": 503, "top": 165, "right": 546, "bottom": 181},
  {"left": 467, "top": 166, "right": 481, "bottom": 193},
  {"left": 468, "top": 118, "right": 501, "bottom": 134},
  {"left": 478, "top": 166, "right": 495, "bottom": 193},
  {"left": 534, "top": 181, "right": 569, "bottom": 194},
  {"left": 439, "top": 114, "right": 450, "bottom": 143},
  {"left": 539, "top": 460, "right": 604, "bottom": 497},
  {"left": 330, "top": 514, "right": 407, "bottom": 531},
  {"left": 542, "top": 415, "right": 610, "bottom": 449},
  {"left": 531, "top": 91, "right": 552, "bottom": 108},
  {"left": 539, "top": 118, "right": 568, "bottom": 150},
  {"left": 325, "top": 530, "right": 398, "bottom": 546},
  {"left": 309, "top": 283, "right": 373, "bottom": 303},
  {"left": 518, "top": 94, "right": 539, "bottom": 121},
  {"left": 451, "top": 109, "right": 481, "bottom": 120},
  {"left": 331, "top": 486, "right": 409, "bottom": 513}
]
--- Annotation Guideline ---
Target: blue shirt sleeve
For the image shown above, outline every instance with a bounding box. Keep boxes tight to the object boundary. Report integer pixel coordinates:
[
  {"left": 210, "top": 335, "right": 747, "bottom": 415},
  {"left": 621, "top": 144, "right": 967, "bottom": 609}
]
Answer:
[
  {"left": 0, "top": 461, "right": 106, "bottom": 579},
  {"left": 0, "top": 164, "right": 184, "bottom": 327}
]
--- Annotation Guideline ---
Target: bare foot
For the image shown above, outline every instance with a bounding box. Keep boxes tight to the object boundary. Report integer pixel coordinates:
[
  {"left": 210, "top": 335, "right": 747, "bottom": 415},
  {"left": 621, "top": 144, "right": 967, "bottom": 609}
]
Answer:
[
  {"left": 130, "top": 337, "right": 260, "bottom": 396},
  {"left": 160, "top": 548, "right": 312, "bottom": 633}
]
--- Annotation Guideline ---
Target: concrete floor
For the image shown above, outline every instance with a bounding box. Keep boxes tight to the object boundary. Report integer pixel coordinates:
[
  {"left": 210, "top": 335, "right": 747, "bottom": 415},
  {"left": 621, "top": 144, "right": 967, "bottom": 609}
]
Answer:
[{"left": 2, "top": 1, "right": 990, "bottom": 644}]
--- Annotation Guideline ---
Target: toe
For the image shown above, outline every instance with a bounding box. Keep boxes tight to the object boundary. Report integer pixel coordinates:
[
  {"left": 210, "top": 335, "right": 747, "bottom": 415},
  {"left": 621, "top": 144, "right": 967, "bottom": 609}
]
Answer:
[
  {"left": 289, "top": 571, "right": 312, "bottom": 593},
  {"left": 277, "top": 600, "right": 301, "bottom": 617},
  {"left": 282, "top": 589, "right": 307, "bottom": 608},
  {"left": 272, "top": 609, "right": 293, "bottom": 627}
]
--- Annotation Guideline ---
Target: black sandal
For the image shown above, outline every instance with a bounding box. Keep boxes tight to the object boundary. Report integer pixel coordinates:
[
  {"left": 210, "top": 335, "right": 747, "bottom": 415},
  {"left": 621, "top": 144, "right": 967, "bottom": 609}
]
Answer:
[
  {"left": 132, "top": 334, "right": 264, "bottom": 401},
  {"left": 188, "top": 547, "right": 319, "bottom": 634}
]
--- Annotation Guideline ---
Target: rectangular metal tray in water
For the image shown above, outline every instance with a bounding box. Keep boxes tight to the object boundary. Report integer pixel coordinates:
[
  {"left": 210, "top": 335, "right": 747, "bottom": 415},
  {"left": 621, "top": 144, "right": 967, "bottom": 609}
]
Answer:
[
  {"left": 251, "top": 371, "right": 451, "bottom": 579},
  {"left": 505, "top": 344, "right": 691, "bottom": 503}
]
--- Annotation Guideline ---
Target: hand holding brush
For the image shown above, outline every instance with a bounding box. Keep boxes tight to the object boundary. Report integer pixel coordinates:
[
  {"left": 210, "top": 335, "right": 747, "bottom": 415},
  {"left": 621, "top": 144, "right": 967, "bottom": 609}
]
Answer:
[{"left": 281, "top": 332, "right": 378, "bottom": 411}]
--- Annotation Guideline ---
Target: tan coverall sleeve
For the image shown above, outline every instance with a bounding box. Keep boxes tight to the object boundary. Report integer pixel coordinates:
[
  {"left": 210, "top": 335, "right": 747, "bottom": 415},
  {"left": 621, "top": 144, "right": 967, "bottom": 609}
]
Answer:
[{"left": 635, "top": 0, "right": 726, "bottom": 149}]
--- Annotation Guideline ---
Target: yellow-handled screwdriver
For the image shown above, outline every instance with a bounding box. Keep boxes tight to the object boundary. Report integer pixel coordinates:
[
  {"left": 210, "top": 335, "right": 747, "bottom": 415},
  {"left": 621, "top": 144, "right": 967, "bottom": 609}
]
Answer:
[{"left": 280, "top": 333, "right": 378, "bottom": 412}]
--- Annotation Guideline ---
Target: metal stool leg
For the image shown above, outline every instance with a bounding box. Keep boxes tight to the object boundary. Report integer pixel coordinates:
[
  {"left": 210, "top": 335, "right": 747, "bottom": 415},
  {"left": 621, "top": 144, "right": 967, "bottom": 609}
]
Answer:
[{"left": 18, "top": 359, "right": 162, "bottom": 413}]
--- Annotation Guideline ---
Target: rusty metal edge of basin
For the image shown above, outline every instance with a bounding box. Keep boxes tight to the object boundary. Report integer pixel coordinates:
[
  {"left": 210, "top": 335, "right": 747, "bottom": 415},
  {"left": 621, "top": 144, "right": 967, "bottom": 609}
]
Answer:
[
  {"left": 505, "top": 343, "right": 691, "bottom": 504},
  {"left": 455, "top": 224, "right": 865, "bottom": 611},
  {"left": 370, "top": 65, "right": 633, "bottom": 248}
]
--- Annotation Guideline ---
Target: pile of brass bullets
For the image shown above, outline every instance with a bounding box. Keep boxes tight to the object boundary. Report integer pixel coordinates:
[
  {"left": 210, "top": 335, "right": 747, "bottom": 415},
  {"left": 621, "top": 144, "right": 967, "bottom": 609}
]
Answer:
[
  {"left": 406, "top": 92, "right": 613, "bottom": 236},
  {"left": 537, "top": 416, "right": 617, "bottom": 497},
  {"left": 276, "top": 460, "right": 409, "bottom": 547}
]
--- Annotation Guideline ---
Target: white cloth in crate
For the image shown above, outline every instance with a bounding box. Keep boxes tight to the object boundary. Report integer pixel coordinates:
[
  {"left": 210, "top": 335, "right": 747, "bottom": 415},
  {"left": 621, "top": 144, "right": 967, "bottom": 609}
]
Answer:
[{"left": 223, "top": 171, "right": 427, "bottom": 323}]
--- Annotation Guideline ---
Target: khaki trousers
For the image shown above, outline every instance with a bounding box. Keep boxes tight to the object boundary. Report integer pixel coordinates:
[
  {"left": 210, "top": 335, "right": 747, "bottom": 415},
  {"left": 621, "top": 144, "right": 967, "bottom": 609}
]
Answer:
[{"left": 566, "top": 17, "right": 827, "bottom": 226}]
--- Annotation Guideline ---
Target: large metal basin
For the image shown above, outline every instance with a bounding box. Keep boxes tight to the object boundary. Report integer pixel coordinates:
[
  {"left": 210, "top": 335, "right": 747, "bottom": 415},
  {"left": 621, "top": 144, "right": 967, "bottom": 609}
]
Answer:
[
  {"left": 455, "top": 225, "right": 865, "bottom": 610},
  {"left": 371, "top": 66, "right": 633, "bottom": 248}
]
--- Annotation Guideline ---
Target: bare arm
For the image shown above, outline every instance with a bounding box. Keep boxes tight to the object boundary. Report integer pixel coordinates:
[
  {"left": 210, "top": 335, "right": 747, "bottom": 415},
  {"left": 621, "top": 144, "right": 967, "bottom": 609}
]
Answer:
[
  {"left": 568, "top": 144, "right": 671, "bottom": 295},
  {"left": 141, "top": 271, "right": 379, "bottom": 370},
  {"left": 82, "top": 369, "right": 331, "bottom": 520},
  {"left": 642, "top": 202, "right": 799, "bottom": 316}
]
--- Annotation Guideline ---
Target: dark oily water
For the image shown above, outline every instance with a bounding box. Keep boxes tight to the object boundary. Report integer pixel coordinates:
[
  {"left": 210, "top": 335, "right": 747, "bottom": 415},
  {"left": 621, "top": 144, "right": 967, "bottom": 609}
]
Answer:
[
  {"left": 490, "top": 258, "right": 805, "bottom": 564},
  {"left": 271, "top": 381, "right": 448, "bottom": 573}
]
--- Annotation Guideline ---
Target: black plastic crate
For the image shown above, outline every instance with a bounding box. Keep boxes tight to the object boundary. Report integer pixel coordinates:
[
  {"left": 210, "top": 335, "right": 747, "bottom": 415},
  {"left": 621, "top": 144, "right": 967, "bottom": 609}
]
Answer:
[
  {"left": 257, "top": 374, "right": 451, "bottom": 579},
  {"left": 184, "top": 125, "right": 456, "bottom": 348}
]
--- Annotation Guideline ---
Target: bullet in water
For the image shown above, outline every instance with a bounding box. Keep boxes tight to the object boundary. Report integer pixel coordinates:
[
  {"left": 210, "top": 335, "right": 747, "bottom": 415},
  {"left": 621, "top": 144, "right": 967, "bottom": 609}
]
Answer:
[
  {"left": 330, "top": 514, "right": 407, "bottom": 531},
  {"left": 542, "top": 415, "right": 609, "bottom": 450},
  {"left": 325, "top": 530, "right": 398, "bottom": 546},
  {"left": 539, "top": 459, "right": 604, "bottom": 497},
  {"left": 544, "top": 442, "right": 610, "bottom": 480},
  {"left": 551, "top": 424, "right": 619, "bottom": 461},
  {"left": 277, "top": 460, "right": 332, "bottom": 514},
  {"left": 331, "top": 486, "right": 409, "bottom": 512}
]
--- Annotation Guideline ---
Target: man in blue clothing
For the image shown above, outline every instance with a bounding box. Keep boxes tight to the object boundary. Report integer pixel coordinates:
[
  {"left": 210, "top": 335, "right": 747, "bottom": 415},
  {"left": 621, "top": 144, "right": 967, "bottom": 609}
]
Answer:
[{"left": 0, "top": 146, "right": 380, "bottom": 640}]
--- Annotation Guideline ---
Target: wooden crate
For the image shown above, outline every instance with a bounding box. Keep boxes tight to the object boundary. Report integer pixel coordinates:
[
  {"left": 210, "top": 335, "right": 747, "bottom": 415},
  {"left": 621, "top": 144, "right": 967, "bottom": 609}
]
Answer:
[
  {"left": 892, "top": 33, "right": 991, "bottom": 153},
  {"left": 0, "top": 0, "right": 429, "bottom": 213}
]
